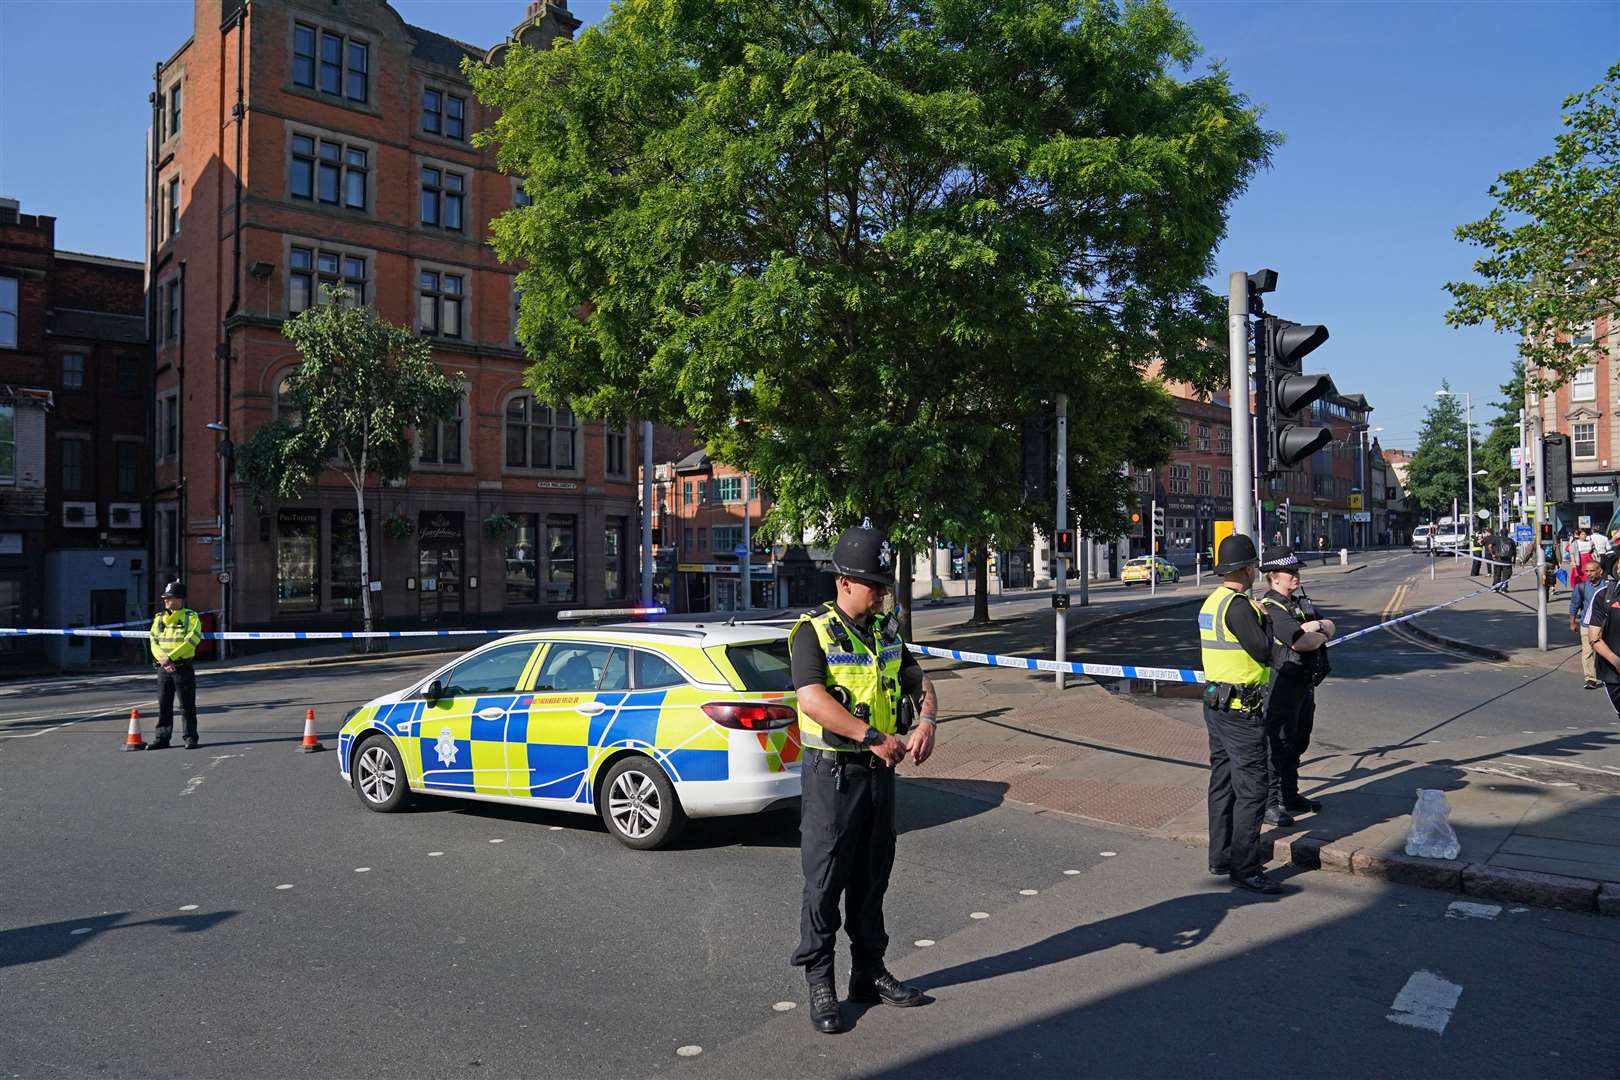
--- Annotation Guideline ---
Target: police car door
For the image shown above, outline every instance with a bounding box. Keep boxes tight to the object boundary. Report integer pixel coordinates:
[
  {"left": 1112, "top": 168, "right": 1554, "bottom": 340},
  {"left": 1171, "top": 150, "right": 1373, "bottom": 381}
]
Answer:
[
  {"left": 416, "top": 641, "right": 542, "bottom": 796},
  {"left": 520, "top": 642, "right": 628, "bottom": 804}
]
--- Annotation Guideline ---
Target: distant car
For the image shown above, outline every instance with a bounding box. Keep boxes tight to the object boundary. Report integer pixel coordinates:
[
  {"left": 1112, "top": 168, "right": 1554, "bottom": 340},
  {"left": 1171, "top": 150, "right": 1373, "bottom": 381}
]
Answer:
[
  {"left": 1122, "top": 555, "right": 1179, "bottom": 585},
  {"left": 1410, "top": 525, "right": 1434, "bottom": 552},
  {"left": 337, "top": 623, "right": 802, "bottom": 849}
]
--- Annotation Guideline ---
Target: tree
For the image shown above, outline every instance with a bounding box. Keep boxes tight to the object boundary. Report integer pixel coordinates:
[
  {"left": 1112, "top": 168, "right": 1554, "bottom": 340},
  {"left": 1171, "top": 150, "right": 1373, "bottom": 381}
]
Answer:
[
  {"left": 236, "top": 288, "right": 464, "bottom": 638},
  {"left": 470, "top": 0, "right": 1274, "bottom": 621},
  {"left": 1478, "top": 359, "right": 1525, "bottom": 496},
  {"left": 1404, "top": 380, "right": 1478, "bottom": 518},
  {"left": 1446, "top": 63, "right": 1619, "bottom": 390}
]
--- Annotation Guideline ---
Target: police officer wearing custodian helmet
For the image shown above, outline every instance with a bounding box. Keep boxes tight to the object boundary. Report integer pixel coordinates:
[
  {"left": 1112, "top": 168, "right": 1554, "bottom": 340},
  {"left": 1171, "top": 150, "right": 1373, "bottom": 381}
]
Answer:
[
  {"left": 1198, "top": 535, "right": 1283, "bottom": 894},
  {"left": 149, "top": 581, "right": 204, "bottom": 749},
  {"left": 789, "top": 524, "right": 938, "bottom": 1034}
]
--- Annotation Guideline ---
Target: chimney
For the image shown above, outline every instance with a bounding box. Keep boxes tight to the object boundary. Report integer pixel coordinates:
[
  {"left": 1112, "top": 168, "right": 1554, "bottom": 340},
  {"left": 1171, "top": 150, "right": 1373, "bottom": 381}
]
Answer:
[{"left": 0, "top": 196, "right": 18, "bottom": 225}]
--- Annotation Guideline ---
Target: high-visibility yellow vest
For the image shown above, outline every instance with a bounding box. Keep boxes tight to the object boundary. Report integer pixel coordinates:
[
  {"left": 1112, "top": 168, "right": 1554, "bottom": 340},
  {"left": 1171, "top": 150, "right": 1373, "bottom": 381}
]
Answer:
[
  {"left": 150, "top": 608, "right": 203, "bottom": 663},
  {"left": 1199, "top": 588, "right": 1270, "bottom": 692},
  {"left": 790, "top": 603, "right": 904, "bottom": 752}
]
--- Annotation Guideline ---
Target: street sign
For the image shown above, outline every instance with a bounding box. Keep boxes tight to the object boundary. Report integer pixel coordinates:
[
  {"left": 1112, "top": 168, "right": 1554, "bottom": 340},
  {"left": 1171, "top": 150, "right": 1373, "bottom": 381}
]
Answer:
[
  {"left": 217, "top": 572, "right": 231, "bottom": 584},
  {"left": 1579, "top": 515, "right": 1593, "bottom": 529},
  {"left": 1348, "top": 493, "right": 1363, "bottom": 510},
  {"left": 733, "top": 544, "right": 748, "bottom": 558},
  {"left": 1349, "top": 511, "right": 1371, "bottom": 523},
  {"left": 1513, "top": 524, "right": 1534, "bottom": 543},
  {"left": 1510, "top": 447, "right": 1523, "bottom": 469}
]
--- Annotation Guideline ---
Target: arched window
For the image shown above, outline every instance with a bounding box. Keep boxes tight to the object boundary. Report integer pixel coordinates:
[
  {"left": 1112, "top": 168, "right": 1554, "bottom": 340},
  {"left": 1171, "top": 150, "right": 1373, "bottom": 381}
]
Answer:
[
  {"left": 504, "top": 395, "right": 576, "bottom": 471},
  {"left": 275, "top": 372, "right": 302, "bottom": 427}
]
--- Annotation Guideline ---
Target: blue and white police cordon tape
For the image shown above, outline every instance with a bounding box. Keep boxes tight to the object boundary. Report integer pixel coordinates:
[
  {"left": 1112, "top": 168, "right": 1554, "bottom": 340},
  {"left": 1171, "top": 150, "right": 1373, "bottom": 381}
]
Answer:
[{"left": 906, "top": 643, "right": 1204, "bottom": 683}]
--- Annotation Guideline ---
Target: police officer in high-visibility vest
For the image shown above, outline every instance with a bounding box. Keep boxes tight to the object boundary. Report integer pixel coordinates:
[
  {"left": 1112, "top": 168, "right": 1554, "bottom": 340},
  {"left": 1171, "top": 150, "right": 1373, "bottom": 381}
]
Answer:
[
  {"left": 1256, "top": 547, "right": 1333, "bottom": 826},
  {"left": 1199, "top": 534, "right": 1283, "bottom": 894},
  {"left": 149, "top": 581, "right": 204, "bottom": 749},
  {"left": 788, "top": 524, "right": 937, "bottom": 1034}
]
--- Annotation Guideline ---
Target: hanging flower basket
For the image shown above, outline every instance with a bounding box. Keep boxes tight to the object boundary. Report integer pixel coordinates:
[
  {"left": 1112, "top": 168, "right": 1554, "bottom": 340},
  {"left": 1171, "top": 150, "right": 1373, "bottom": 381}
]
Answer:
[
  {"left": 383, "top": 512, "right": 415, "bottom": 543},
  {"left": 483, "top": 512, "right": 517, "bottom": 540}
]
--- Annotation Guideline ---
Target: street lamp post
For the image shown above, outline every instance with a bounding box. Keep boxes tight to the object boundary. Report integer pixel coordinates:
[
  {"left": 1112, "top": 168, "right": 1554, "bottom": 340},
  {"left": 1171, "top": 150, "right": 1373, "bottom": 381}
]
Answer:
[
  {"left": 1437, "top": 389, "right": 1475, "bottom": 563},
  {"left": 1355, "top": 423, "right": 1383, "bottom": 549}
]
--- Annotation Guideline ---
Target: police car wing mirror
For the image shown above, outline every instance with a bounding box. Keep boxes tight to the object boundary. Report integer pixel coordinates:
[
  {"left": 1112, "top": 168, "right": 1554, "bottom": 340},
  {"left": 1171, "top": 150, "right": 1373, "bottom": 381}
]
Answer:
[{"left": 424, "top": 679, "right": 444, "bottom": 704}]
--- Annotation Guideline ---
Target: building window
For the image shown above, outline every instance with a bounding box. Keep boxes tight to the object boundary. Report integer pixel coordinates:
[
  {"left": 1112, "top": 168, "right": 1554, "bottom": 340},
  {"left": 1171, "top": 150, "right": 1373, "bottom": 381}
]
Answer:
[
  {"left": 697, "top": 528, "right": 706, "bottom": 552},
  {"left": 1573, "top": 322, "right": 1596, "bottom": 347},
  {"left": 0, "top": 275, "right": 16, "bottom": 348},
  {"left": 503, "top": 396, "right": 576, "bottom": 470},
  {"left": 330, "top": 509, "right": 372, "bottom": 611},
  {"left": 164, "top": 278, "right": 181, "bottom": 342},
  {"left": 697, "top": 480, "right": 707, "bottom": 504},
  {"left": 514, "top": 182, "right": 532, "bottom": 207},
  {"left": 604, "top": 515, "right": 627, "bottom": 600},
  {"left": 290, "top": 246, "right": 366, "bottom": 312},
  {"left": 155, "top": 504, "right": 179, "bottom": 571},
  {"left": 1216, "top": 426, "right": 1230, "bottom": 455},
  {"left": 505, "top": 513, "right": 540, "bottom": 604},
  {"left": 158, "top": 393, "right": 178, "bottom": 461},
  {"left": 290, "top": 135, "right": 367, "bottom": 210},
  {"left": 417, "top": 270, "right": 463, "bottom": 337},
  {"left": 0, "top": 404, "right": 14, "bottom": 483},
  {"left": 605, "top": 427, "right": 628, "bottom": 478},
  {"left": 420, "top": 167, "right": 465, "bottom": 231},
  {"left": 423, "top": 89, "right": 467, "bottom": 140},
  {"left": 1169, "top": 464, "right": 1191, "bottom": 495},
  {"left": 60, "top": 438, "right": 86, "bottom": 492},
  {"left": 293, "top": 24, "right": 317, "bottom": 88},
  {"left": 1572, "top": 367, "right": 1596, "bottom": 402},
  {"left": 683, "top": 481, "right": 692, "bottom": 506},
  {"left": 1133, "top": 467, "right": 1152, "bottom": 494},
  {"left": 274, "top": 373, "right": 302, "bottom": 427},
  {"left": 345, "top": 40, "right": 368, "bottom": 102},
  {"left": 292, "top": 24, "right": 366, "bottom": 102},
  {"left": 169, "top": 83, "right": 181, "bottom": 137},
  {"left": 683, "top": 527, "right": 694, "bottom": 550},
  {"left": 748, "top": 475, "right": 757, "bottom": 500},
  {"left": 1574, "top": 422, "right": 1598, "bottom": 459},
  {"left": 1218, "top": 468, "right": 1233, "bottom": 498},
  {"left": 116, "top": 441, "right": 140, "bottom": 497},
  {"left": 61, "top": 353, "right": 86, "bottom": 390},
  {"left": 276, "top": 509, "right": 321, "bottom": 612},
  {"left": 712, "top": 525, "right": 743, "bottom": 552},
  {"left": 715, "top": 476, "right": 742, "bottom": 503},
  {"left": 1176, "top": 421, "right": 1189, "bottom": 449},
  {"left": 546, "top": 514, "right": 577, "bottom": 602},
  {"left": 165, "top": 177, "right": 180, "bottom": 240},
  {"left": 117, "top": 355, "right": 142, "bottom": 396},
  {"left": 1197, "top": 465, "right": 1211, "bottom": 496},
  {"left": 418, "top": 393, "right": 465, "bottom": 465},
  {"left": 1196, "top": 423, "right": 1210, "bottom": 451}
]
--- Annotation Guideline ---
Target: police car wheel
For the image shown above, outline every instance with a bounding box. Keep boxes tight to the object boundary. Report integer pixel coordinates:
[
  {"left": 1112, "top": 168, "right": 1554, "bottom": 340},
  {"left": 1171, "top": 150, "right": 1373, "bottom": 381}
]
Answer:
[
  {"left": 353, "top": 734, "right": 408, "bottom": 813},
  {"left": 599, "top": 755, "right": 685, "bottom": 850}
]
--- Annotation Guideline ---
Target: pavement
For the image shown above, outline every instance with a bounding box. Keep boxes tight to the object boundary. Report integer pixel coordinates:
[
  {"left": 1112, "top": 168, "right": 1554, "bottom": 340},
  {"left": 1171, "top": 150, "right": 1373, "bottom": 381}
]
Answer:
[{"left": 902, "top": 553, "right": 1620, "bottom": 915}]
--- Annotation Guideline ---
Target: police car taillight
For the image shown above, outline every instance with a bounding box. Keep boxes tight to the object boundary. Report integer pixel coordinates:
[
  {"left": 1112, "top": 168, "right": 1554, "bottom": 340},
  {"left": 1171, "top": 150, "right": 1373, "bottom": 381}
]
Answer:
[{"left": 702, "top": 703, "right": 797, "bottom": 730}]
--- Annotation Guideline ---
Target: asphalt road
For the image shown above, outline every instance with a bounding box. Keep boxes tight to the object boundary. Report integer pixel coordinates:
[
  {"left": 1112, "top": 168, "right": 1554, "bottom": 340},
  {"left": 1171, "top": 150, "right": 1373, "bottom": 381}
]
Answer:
[{"left": 3, "top": 556, "right": 1618, "bottom": 1078}]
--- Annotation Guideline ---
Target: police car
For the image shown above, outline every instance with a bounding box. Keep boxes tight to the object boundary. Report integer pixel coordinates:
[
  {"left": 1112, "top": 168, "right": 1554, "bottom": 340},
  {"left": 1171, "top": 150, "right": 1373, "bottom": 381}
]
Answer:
[
  {"left": 337, "top": 621, "right": 801, "bottom": 849},
  {"left": 1121, "top": 555, "right": 1179, "bottom": 585}
]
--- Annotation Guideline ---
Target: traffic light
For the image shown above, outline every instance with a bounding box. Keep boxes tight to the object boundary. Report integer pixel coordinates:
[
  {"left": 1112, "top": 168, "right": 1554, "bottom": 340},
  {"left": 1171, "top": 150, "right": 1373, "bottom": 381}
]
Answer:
[
  {"left": 1276, "top": 506, "right": 1287, "bottom": 526},
  {"left": 1152, "top": 507, "right": 1165, "bottom": 536},
  {"left": 1543, "top": 434, "right": 1572, "bottom": 505},
  {"left": 1055, "top": 529, "right": 1071, "bottom": 551},
  {"left": 1260, "top": 315, "right": 1335, "bottom": 474},
  {"left": 1540, "top": 521, "right": 1554, "bottom": 542}
]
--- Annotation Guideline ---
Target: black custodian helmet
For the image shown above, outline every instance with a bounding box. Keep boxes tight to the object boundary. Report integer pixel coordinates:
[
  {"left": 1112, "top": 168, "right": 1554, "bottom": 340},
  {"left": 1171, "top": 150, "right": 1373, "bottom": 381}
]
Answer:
[
  {"left": 830, "top": 525, "right": 895, "bottom": 588},
  {"left": 162, "top": 580, "right": 187, "bottom": 600}
]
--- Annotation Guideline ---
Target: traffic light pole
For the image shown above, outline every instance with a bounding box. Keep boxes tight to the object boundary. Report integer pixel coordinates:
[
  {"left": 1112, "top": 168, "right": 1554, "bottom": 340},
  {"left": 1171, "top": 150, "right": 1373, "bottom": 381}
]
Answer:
[
  {"left": 1150, "top": 497, "right": 1158, "bottom": 597},
  {"left": 1227, "top": 272, "right": 1256, "bottom": 544},
  {"left": 1531, "top": 391, "right": 1547, "bottom": 652},
  {"left": 1054, "top": 394, "right": 1070, "bottom": 689}
]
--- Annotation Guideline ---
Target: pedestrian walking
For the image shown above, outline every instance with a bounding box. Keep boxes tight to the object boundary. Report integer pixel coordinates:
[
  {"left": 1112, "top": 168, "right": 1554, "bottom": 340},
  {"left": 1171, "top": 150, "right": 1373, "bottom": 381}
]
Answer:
[
  {"left": 1198, "top": 534, "right": 1283, "bottom": 895},
  {"left": 148, "top": 581, "right": 204, "bottom": 750},
  {"left": 1571, "top": 555, "right": 1602, "bottom": 690},
  {"left": 1256, "top": 548, "right": 1334, "bottom": 826},
  {"left": 1581, "top": 550, "right": 1620, "bottom": 718},
  {"left": 1316, "top": 535, "right": 1328, "bottom": 564},
  {"left": 788, "top": 524, "right": 937, "bottom": 1034},
  {"left": 1491, "top": 529, "right": 1515, "bottom": 592}
]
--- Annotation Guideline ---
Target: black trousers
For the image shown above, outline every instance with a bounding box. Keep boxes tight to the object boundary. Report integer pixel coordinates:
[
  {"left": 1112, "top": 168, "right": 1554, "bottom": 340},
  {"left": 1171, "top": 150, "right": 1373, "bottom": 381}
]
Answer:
[
  {"left": 791, "top": 749, "right": 896, "bottom": 982},
  {"left": 156, "top": 663, "right": 198, "bottom": 742},
  {"left": 1264, "top": 677, "right": 1315, "bottom": 807},
  {"left": 1491, "top": 562, "right": 1511, "bottom": 590},
  {"left": 1205, "top": 703, "right": 1268, "bottom": 877},
  {"left": 1605, "top": 682, "right": 1620, "bottom": 719}
]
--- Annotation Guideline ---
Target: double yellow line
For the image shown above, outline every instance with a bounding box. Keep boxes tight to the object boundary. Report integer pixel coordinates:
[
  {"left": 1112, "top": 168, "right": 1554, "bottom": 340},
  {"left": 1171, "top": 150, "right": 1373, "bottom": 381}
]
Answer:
[{"left": 1382, "top": 577, "right": 1412, "bottom": 621}]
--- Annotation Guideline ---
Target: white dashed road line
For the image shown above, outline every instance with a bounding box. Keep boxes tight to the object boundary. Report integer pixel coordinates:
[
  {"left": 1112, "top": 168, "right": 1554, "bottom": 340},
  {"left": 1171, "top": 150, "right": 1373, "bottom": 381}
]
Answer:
[
  {"left": 675, "top": 1045, "right": 702, "bottom": 1058},
  {"left": 1445, "top": 901, "right": 1500, "bottom": 921},
  {"left": 772, "top": 1001, "right": 796, "bottom": 1012},
  {"left": 1386, "top": 970, "right": 1463, "bottom": 1035}
]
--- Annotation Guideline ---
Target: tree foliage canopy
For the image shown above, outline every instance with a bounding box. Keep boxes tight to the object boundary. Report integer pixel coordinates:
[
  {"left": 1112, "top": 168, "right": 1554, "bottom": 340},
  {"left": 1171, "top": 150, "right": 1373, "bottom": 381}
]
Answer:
[
  {"left": 470, "top": 0, "right": 1275, "bottom": 548},
  {"left": 1447, "top": 62, "right": 1619, "bottom": 391},
  {"left": 1477, "top": 359, "right": 1525, "bottom": 495},
  {"left": 1404, "top": 381, "right": 1479, "bottom": 517}
]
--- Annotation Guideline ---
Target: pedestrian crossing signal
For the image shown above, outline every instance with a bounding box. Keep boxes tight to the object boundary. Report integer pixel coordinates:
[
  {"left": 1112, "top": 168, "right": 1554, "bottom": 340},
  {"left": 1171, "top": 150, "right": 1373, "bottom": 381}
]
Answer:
[{"left": 1056, "top": 530, "right": 1071, "bottom": 550}]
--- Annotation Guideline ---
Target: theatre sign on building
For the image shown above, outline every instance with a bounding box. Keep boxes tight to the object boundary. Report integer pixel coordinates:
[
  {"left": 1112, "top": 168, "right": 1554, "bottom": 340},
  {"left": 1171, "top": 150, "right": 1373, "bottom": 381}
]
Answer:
[{"left": 149, "top": 0, "right": 642, "bottom": 631}]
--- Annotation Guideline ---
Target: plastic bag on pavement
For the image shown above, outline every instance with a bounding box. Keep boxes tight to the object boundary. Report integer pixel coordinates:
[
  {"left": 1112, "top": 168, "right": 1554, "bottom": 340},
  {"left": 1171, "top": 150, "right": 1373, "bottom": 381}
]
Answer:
[{"left": 1404, "top": 789, "right": 1461, "bottom": 861}]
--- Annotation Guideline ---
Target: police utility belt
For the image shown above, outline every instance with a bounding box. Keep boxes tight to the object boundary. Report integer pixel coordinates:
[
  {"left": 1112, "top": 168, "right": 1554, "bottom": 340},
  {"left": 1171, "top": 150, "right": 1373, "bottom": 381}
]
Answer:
[{"left": 1203, "top": 681, "right": 1263, "bottom": 713}]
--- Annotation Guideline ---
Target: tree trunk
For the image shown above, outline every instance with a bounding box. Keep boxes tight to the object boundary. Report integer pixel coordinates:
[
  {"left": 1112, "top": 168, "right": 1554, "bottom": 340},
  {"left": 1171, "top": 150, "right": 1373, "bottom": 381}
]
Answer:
[
  {"left": 894, "top": 544, "right": 914, "bottom": 641},
  {"left": 971, "top": 544, "right": 990, "bottom": 624}
]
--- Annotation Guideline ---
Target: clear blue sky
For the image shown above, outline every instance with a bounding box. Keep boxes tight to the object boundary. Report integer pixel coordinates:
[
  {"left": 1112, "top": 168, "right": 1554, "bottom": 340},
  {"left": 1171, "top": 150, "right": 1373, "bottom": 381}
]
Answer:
[{"left": 2, "top": 0, "right": 1616, "bottom": 448}]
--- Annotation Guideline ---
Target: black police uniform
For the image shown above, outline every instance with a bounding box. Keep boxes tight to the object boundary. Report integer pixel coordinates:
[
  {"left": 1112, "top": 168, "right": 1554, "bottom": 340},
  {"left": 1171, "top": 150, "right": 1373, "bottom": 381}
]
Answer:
[
  {"left": 1259, "top": 586, "right": 1328, "bottom": 815},
  {"left": 1581, "top": 574, "right": 1620, "bottom": 718}
]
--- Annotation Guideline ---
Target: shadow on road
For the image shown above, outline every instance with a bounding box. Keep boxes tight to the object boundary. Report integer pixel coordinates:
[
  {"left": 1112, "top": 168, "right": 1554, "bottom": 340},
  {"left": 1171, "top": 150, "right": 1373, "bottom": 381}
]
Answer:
[{"left": 0, "top": 910, "right": 240, "bottom": 971}]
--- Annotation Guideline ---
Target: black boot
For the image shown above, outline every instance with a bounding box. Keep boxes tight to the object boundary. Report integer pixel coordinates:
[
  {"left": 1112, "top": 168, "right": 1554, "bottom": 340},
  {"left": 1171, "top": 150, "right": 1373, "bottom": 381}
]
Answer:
[
  {"left": 807, "top": 977, "right": 842, "bottom": 1034},
  {"left": 1263, "top": 805, "right": 1294, "bottom": 827},
  {"left": 1282, "top": 795, "right": 1321, "bottom": 813},
  {"left": 848, "top": 968, "right": 929, "bottom": 1007}
]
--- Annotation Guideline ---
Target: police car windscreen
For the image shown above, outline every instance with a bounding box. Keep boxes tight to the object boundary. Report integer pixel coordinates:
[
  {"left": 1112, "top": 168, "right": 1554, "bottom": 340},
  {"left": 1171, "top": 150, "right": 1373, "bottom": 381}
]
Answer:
[{"left": 726, "top": 641, "right": 794, "bottom": 692}]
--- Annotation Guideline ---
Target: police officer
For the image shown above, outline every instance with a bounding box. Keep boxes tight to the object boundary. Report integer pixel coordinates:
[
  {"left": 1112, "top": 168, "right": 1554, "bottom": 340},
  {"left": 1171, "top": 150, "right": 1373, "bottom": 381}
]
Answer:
[
  {"left": 149, "top": 581, "right": 204, "bottom": 749},
  {"left": 1582, "top": 549, "right": 1620, "bottom": 718},
  {"left": 789, "top": 524, "right": 937, "bottom": 1034},
  {"left": 1199, "top": 535, "right": 1282, "bottom": 894},
  {"left": 1256, "top": 547, "right": 1333, "bottom": 826}
]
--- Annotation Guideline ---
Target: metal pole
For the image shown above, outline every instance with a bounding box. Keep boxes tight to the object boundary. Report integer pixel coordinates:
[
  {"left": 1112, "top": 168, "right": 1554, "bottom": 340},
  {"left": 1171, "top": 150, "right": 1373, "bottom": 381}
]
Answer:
[
  {"left": 1532, "top": 390, "right": 1547, "bottom": 651},
  {"left": 1079, "top": 527, "right": 1089, "bottom": 606},
  {"left": 1150, "top": 496, "right": 1158, "bottom": 598},
  {"left": 1518, "top": 407, "right": 1530, "bottom": 525},
  {"left": 217, "top": 444, "right": 228, "bottom": 662},
  {"left": 1054, "top": 394, "right": 1069, "bottom": 689},
  {"left": 640, "top": 421, "right": 654, "bottom": 607},
  {"left": 1227, "top": 272, "right": 1255, "bottom": 542},
  {"left": 740, "top": 471, "right": 751, "bottom": 612},
  {"left": 1466, "top": 391, "right": 1475, "bottom": 562},
  {"left": 1453, "top": 496, "right": 1460, "bottom": 562}
]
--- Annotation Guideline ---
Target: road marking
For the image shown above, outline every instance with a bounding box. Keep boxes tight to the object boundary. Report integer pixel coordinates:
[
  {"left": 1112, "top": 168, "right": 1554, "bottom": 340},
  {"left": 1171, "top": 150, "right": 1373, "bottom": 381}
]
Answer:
[
  {"left": 1099, "top": 851, "right": 1117, "bottom": 857},
  {"left": 354, "top": 867, "right": 371, "bottom": 873},
  {"left": 1507, "top": 755, "right": 1620, "bottom": 776},
  {"left": 428, "top": 851, "right": 444, "bottom": 857},
  {"left": 179, "top": 904, "right": 198, "bottom": 911},
  {"left": 180, "top": 775, "right": 205, "bottom": 797},
  {"left": 489, "top": 838, "right": 505, "bottom": 844},
  {"left": 0, "top": 700, "right": 152, "bottom": 739},
  {"left": 1063, "top": 869, "right": 1081, "bottom": 875},
  {"left": 675, "top": 1046, "right": 702, "bottom": 1058},
  {"left": 1445, "top": 901, "right": 1500, "bottom": 920},
  {"left": 772, "top": 1001, "right": 796, "bottom": 1012},
  {"left": 970, "top": 911, "right": 989, "bottom": 920},
  {"left": 1386, "top": 970, "right": 1463, "bottom": 1034},
  {"left": 914, "top": 939, "right": 936, "bottom": 947},
  {"left": 69, "top": 927, "right": 93, "bottom": 936},
  {"left": 275, "top": 883, "right": 294, "bottom": 891},
  {"left": 1019, "top": 889, "right": 1038, "bottom": 896}
]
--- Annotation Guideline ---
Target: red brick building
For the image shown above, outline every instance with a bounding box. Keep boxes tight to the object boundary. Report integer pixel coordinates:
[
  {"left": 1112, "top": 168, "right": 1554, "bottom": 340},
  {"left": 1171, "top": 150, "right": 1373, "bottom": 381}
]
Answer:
[
  {"left": 0, "top": 200, "right": 151, "bottom": 671},
  {"left": 1529, "top": 314, "right": 1619, "bottom": 531},
  {"left": 149, "top": 0, "right": 642, "bottom": 633}
]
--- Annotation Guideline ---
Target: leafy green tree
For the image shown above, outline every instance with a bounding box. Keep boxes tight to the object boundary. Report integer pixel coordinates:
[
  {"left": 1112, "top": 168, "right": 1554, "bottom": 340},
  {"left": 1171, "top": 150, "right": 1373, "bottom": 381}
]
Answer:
[
  {"left": 1478, "top": 359, "right": 1526, "bottom": 495},
  {"left": 1404, "top": 380, "right": 1479, "bottom": 519},
  {"left": 471, "top": 0, "right": 1274, "bottom": 626},
  {"left": 1446, "top": 63, "right": 1618, "bottom": 389},
  {"left": 236, "top": 288, "right": 464, "bottom": 636}
]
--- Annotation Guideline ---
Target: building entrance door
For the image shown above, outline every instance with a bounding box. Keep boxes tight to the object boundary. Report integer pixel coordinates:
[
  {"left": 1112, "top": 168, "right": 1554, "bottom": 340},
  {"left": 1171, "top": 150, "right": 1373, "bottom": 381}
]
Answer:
[{"left": 418, "top": 512, "right": 464, "bottom": 623}]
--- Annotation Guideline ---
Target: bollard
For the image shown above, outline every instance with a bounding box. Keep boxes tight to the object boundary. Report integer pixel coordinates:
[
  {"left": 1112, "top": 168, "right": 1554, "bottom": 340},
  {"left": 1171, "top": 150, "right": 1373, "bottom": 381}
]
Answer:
[{"left": 1340, "top": 547, "right": 1348, "bottom": 566}]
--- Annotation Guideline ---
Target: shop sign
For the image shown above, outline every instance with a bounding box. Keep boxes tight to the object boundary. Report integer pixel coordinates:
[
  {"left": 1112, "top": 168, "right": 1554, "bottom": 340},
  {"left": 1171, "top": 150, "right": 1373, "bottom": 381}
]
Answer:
[
  {"left": 419, "top": 512, "right": 463, "bottom": 541},
  {"left": 677, "top": 562, "right": 740, "bottom": 574},
  {"left": 536, "top": 480, "right": 579, "bottom": 491},
  {"left": 1573, "top": 478, "right": 1615, "bottom": 499}
]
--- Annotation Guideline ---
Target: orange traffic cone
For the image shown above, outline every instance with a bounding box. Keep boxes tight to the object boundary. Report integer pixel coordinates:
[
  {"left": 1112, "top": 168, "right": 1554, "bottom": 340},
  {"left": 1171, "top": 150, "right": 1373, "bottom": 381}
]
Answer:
[
  {"left": 299, "top": 708, "right": 324, "bottom": 753},
  {"left": 123, "top": 707, "right": 146, "bottom": 752}
]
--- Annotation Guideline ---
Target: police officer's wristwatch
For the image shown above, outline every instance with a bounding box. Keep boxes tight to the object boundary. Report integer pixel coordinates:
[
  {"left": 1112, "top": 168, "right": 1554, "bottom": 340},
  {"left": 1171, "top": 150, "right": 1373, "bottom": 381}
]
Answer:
[{"left": 861, "top": 726, "right": 885, "bottom": 748}]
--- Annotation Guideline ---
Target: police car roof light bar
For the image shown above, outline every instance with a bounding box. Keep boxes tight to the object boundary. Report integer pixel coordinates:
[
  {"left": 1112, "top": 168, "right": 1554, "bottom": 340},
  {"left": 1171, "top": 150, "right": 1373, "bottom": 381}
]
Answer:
[{"left": 557, "top": 606, "right": 668, "bottom": 621}]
